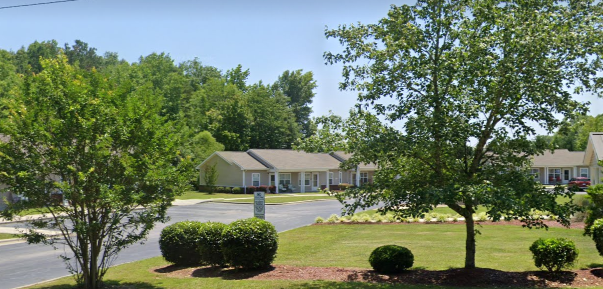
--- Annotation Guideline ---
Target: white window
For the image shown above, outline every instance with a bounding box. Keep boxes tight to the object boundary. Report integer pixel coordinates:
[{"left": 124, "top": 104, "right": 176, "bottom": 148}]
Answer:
[
  {"left": 252, "top": 173, "right": 260, "bottom": 187},
  {"left": 338, "top": 172, "right": 342, "bottom": 184},
  {"left": 298, "top": 172, "right": 310, "bottom": 186},
  {"left": 360, "top": 172, "right": 369, "bottom": 184},
  {"left": 548, "top": 168, "right": 561, "bottom": 183},
  {"left": 581, "top": 168, "right": 589, "bottom": 178},
  {"left": 270, "top": 174, "right": 275, "bottom": 186},
  {"left": 329, "top": 172, "right": 334, "bottom": 185},
  {"left": 530, "top": 169, "right": 540, "bottom": 181},
  {"left": 279, "top": 173, "right": 291, "bottom": 186}
]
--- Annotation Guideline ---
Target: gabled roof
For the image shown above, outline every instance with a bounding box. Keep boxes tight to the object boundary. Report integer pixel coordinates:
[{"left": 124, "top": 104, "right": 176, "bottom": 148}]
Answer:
[
  {"left": 531, "top": 149, "right": 586, "bottom": 167},
  {"left": 331, "top": 151, "right": 378, "bottom": 170},
  {"left": 584, "top": 132, "right": 603, "bottom": 164},
  {"left": 247, "top": 149, "right": 341, "bottom": 170},
  {"left": 196, "top": 151, "right": 268, "bottom": 170}
]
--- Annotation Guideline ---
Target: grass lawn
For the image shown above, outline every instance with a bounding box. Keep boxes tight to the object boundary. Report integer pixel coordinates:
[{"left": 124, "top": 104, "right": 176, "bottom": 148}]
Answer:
[
  {"left": 177, "top": 191, "right": 335, "bottom": 204},
  {"left": 28, "top": 223, "right": 601, "bottom": 289},
  {"left": 0, "top": 233, "right": 16, "bottom": 240}
]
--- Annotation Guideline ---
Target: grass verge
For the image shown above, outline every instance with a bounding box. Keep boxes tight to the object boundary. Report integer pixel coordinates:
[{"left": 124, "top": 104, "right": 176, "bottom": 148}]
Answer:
[{"left": 0, "top": 233, "right": 16, "bottom": 240}]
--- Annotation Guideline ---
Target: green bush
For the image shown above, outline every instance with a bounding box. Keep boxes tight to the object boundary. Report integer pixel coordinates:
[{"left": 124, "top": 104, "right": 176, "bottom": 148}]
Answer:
[
  {"left": 221, "top": 218, "right": 278, "bottom": 269},
  {"left": 590, "top": 218, "right": 603, "bottom": 256},
  {"left": 198, "top": 222, "right": 228, "bottom": 267},
  {"left": 232, "top": 187, "right": 243, "bottom": 194},
  {"left": 369, "top": 245, "right": 414, "bottom": 274},
  {"left": 159, "top": 221, "right": 204, "bottom": 266},
  {"left": 529, "top": 238, "right": 578, "bottom": 272}
]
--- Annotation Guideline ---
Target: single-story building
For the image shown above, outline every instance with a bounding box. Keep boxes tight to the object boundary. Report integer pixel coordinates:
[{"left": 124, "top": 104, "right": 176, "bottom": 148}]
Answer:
[
  {"left": 196, "top": 149, "right": 376, "bottom": 193},
  {"left": 531, "top": 132, "right": 603, "bottom": 185}
]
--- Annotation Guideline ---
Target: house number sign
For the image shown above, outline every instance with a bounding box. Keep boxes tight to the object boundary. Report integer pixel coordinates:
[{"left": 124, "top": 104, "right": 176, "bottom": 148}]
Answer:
[{"left": 254, "top": 191, "right": 265, "bottom": 220}]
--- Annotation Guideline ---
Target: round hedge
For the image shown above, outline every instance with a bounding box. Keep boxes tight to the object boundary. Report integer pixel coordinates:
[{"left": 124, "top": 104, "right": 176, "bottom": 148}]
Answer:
[
  {"left": 591, "top": 219, "right": 603, "bottom": 257},
  {"left": 369, "top": 245, "right": 414, "bottom": 274},
  {"left": 198, "top": 221, "right": 228, "bottom": 266},
  {"left": 159, "top": 221, "right": 204, "bottom": 266},
  {"left": 529, "top": 238, "right": 578, "bottom": 272},
  {"left": 221, "top": 218, "right": 278, "bottom": 269}
]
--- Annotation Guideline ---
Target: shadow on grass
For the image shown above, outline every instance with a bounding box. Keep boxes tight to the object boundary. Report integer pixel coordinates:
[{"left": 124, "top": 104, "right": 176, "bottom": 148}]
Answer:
[
  {"left": 192, "top": 266, "right": 276, "bottom": 280},
  {"left": 152, "top": 264, "right": 592, "bottom": 288},
  {"left": 33, "top": 280, "right": 164, "bottom": 289}
]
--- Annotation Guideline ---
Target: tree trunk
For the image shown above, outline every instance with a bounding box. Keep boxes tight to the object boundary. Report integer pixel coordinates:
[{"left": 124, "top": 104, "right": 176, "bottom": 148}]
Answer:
[{"left": 464, "top": 215, "right": 476, "bottom": 269}]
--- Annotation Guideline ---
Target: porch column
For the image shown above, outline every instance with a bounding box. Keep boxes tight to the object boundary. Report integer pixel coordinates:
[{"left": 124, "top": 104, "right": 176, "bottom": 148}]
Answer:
[
  {"left": 275, "top": 171, "right": 280, "bottom": 194},
  {"left": 242, "top": 170, "right": 246, "bottom": 194},
  {"left": 301, "top": 171, "right": 305, "bottom": 193},
  {"left": 326, "top": 169, "right": 330, "bottom": 190},
  {"left": 356, "top": 166, "right": 360, "bottom": 187},
  {"left": 544, "top": 167, "right": 549, "bottom": 184},
  {"left": 573, "top": 167, "right": 578, "bottom": 179}
]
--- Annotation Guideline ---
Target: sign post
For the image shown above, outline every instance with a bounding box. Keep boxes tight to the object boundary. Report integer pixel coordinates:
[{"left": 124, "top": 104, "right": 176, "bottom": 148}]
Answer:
[{"left": 254, "top": 191, "right": 265, "bottom": 220}]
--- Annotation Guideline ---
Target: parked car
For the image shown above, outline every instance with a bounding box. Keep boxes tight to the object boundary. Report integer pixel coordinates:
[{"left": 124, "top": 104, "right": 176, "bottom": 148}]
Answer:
[{"left": 567, "top": 177, "right": 591, "bottom": 190}]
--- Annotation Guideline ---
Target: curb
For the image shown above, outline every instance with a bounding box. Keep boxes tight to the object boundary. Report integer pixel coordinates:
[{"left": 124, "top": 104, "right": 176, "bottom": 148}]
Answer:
[{"left": 208, "top": 198, "right": 335, "bottom": 205}]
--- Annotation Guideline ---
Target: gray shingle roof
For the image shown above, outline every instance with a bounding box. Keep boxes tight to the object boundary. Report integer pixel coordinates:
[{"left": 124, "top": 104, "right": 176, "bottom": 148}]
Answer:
[
  {"left": 216, "top": 151, "right": 268, "bottom": 170},
  {"left": 331, "top": 151, "right": 378, "bottom": 170},
  {"left": 531, "top": 149, "right": 585, "bottom": 167},
  {"left": 248, "top": 149, "right": 342, "bottom": 170}
]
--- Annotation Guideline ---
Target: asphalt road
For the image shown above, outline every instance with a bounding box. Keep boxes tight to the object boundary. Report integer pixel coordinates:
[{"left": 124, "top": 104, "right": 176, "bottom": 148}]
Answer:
[{"left": 0, "top": 200, "right": 347, "bottom": 289}]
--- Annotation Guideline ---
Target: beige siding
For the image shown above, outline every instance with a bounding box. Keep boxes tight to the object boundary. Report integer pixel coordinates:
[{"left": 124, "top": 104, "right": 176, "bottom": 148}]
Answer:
[
  {"left": 199, "top": 154, "right": 244, "bottom": 187},
  {"left": 244, "top": 171, "right": 270, "bottom": 187}
]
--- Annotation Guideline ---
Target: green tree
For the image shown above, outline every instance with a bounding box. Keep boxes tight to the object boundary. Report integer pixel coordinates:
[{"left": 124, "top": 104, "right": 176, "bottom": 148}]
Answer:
[
  {"left": 203, "top": 163, "right": 219, "bottom": 194},
  {"left": 321, "top": 0, "right": 602, "bottom": 269},
  {"left": 274, "top": 69, "right": 317, "bottom": 138},
  {"left": 553, "top": 114, "right": 603, "bottom": 151},
  {"left": 247, "top": 83, "right": 300, "bottom": 149},
  {"left": 0, "top": 54, "right": 190, "bottom": 289},
  {"left": 179, "top": 129, "right": 224, "bottom": 167},
  {"left": 13, "top": 40, "right": 60, "bottom": 74},
  {"left": 64, "top": 40, "right": 104, "bottom": 71},
  {"left": 225, "top": 64, "right": 250, "bottom": 92}
]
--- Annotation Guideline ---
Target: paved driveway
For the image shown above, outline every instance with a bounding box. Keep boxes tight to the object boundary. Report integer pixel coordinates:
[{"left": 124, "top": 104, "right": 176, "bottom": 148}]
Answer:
[{"left": 0, "top": 200, "right": 347, "bottom": 289}]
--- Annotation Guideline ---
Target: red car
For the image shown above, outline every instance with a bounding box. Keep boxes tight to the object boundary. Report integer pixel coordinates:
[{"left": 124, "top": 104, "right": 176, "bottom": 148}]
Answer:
[{"left": 568, "top": 177, "right": 591, "bottom": 190}]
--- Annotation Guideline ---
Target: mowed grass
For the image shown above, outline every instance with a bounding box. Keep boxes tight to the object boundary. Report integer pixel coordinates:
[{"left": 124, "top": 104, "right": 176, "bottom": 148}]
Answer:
[
  {"left": 0, "top": 233, "right": 16, "bottom": 240},
  {"left": 177, "top": 191, "right": 335, "bottom": 204},
  {"left": 276, "top": 224, "right": 599, "bottom": 271},
  {"left": 28, "top": 255, "right": 453, "bottom": 289},
  {"left": 29, "top": 223, "right": 601, "bottom": 289}
]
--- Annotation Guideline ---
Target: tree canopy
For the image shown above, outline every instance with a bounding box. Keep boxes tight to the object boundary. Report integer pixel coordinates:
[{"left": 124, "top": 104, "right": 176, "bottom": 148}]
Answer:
[
  {"left": 317, "top": 0, "right": 603, "bottom": 269},
  {"left": 0, "top": 54, "right": 192, "bottom": 288}
]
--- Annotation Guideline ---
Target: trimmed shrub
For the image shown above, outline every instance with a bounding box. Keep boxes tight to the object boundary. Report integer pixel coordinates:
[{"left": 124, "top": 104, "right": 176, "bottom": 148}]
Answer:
[
  {"left": 268, "top": 185, "right": 276, "bottom": 194},
  {"left": 529, "top": 238, "right": 578, "bottom": 272},
  {"left": 590, "top": 218, "right": 603, "bottom": 256},
  {"left": 315, "top": 216, "right": 324, "bottom": 223},
  {"left": 198, "top": 222, "right": 228, "bottom": 267},
  {"left": 232, "top": 187, "right": 243, "bottom": 194},
  {"left": 222, "top": 218, "right": 278, "bottom": 269},
  {"left": 258, "top": 185, "right": 269, "bottom": 192},
  {"left": 247, "top": 186, "right": 258, "bottom": 193},
  {"left": 369, "top": 245, "right": 414, "bottom": 274},
  {"left": 159, "top": 221, "right": 204, "bottom": 266},
  {"left": 339, "top": 183, "right": 353, "bottom": 190}
]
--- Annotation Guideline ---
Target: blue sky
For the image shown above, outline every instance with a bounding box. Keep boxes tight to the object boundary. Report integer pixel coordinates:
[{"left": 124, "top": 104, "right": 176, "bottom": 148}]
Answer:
[{"left": 1, "top": 0, "right": 601, "bottom": 134}]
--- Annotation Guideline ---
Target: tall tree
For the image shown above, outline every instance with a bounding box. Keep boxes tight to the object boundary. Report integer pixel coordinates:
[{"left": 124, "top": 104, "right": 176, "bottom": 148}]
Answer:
[
  {"left": 246, "top": 83, "right": 300, "bottom": 149},
  {"left": 274, "top": 69, "right": 317, "bottom": 138},
  {"left": 225, "top": 64, "right": 250, "bottom": 92},
  {"left": 64, "top": 40, "right": 104, "bottom": 71},
  {"left": 0, "top": 54, "right": 190, "bottom": 288},
  {"left": 320, "top": 0, "right": 602, "bottom": 269},
  {"left": 553, "top": 114, "right": 603, "bottom": 151},
  {"left": 13, "top": 40, "right": 61, "bottom": 74}
]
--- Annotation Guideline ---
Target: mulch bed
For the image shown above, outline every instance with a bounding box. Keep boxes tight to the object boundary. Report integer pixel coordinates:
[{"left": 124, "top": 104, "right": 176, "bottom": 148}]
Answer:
[
  {"left": 153, "top": 265, "right": 603, "bottom": 287},
  {"left": 153, "top": 220, "right": 594, "bottom": 287}
]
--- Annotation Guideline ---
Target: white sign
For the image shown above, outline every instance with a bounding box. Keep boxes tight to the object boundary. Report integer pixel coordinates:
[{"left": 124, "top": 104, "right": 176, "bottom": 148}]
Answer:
[{"left": 254, "top": 191, "right": 265, "bottom": 219}]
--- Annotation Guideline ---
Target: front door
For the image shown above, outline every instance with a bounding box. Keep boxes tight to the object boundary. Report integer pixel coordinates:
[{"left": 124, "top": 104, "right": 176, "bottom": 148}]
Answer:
[
  {"left": 269, "top": 174, "right": 275, "bottom": 186},
  {"left": 312, "top": 173, "right": 319, "bottom": 191},
  {"left": 563, "top": 169, "right": 571, "bottom": 184}
]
